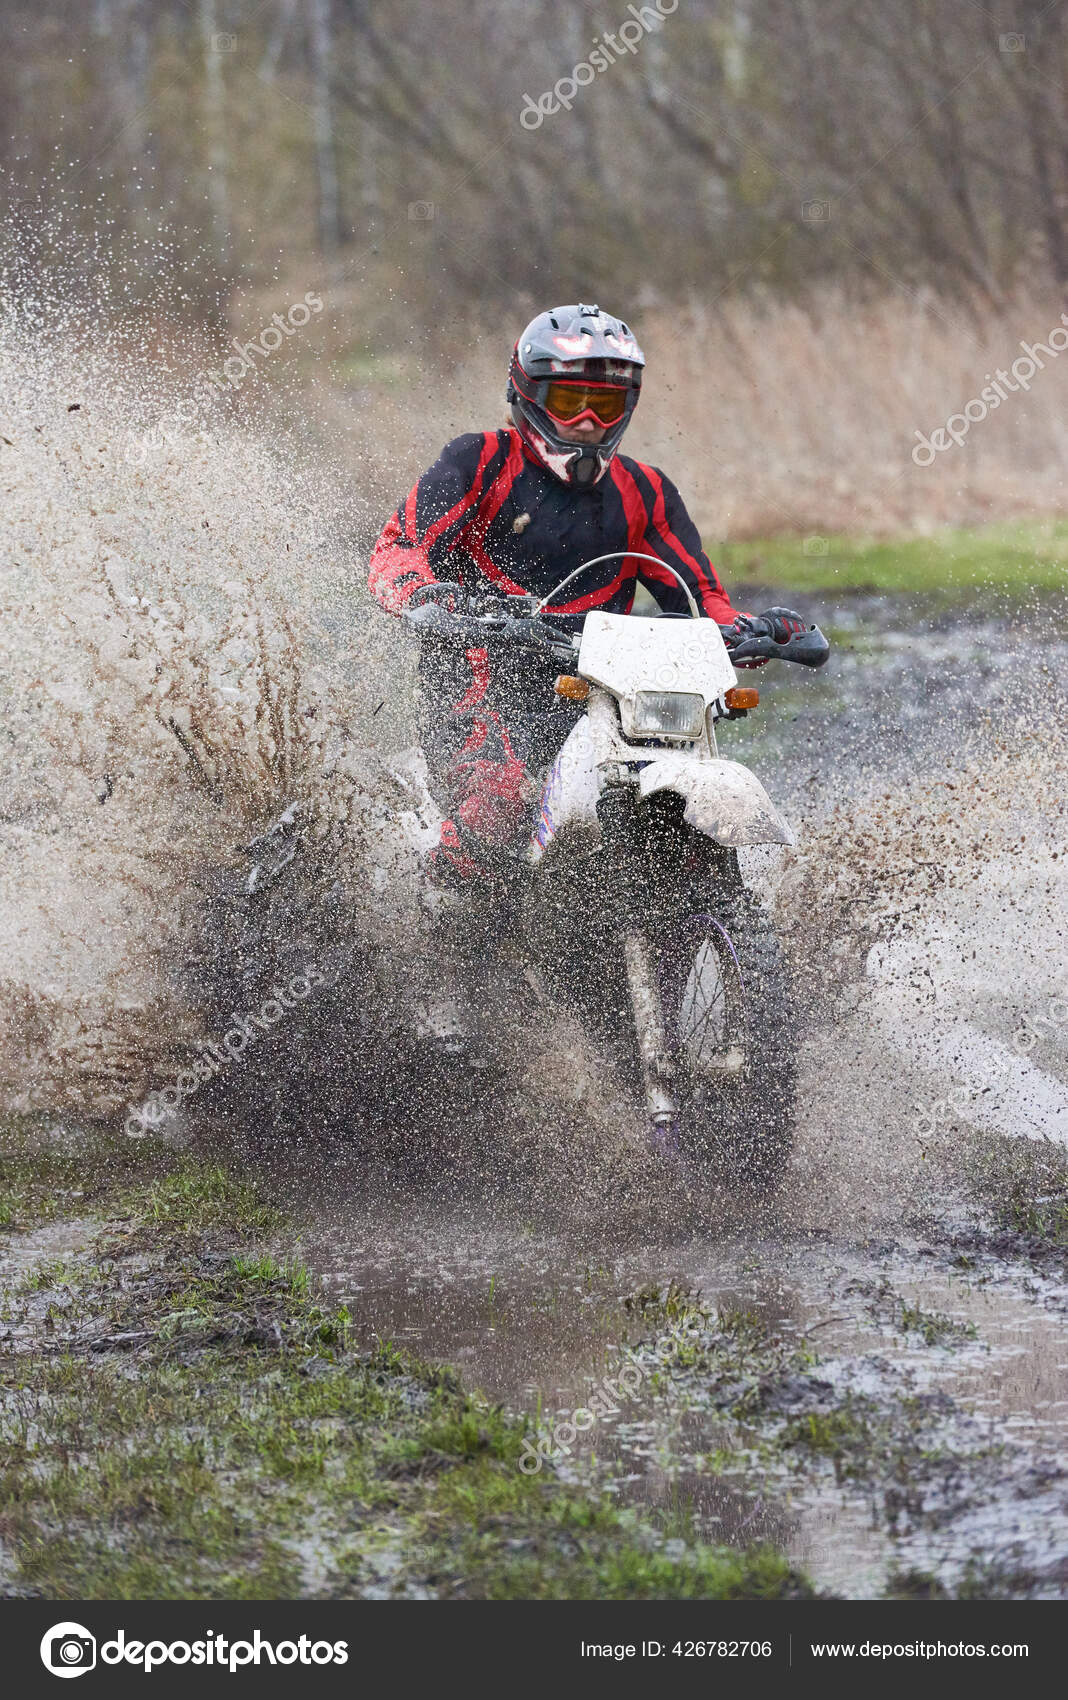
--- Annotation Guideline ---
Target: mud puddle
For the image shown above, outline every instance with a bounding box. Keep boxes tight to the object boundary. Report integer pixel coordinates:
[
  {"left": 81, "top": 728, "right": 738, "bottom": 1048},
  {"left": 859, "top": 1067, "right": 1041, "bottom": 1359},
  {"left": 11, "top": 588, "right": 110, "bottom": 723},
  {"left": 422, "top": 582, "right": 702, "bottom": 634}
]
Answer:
[{"left": 295, "top": 1187, "right": 1068, "bottom": 1597}]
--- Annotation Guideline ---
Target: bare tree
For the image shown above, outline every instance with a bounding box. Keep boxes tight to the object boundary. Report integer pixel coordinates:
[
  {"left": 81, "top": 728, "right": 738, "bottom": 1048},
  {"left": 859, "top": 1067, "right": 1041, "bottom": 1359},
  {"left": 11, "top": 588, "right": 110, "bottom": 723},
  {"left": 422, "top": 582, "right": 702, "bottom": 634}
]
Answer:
[
  {"left": 3, "top": 0, "right": 1068, "bottom": 308},
  {"left": 199, "top": 0, "right": 231, "bottom": 262},
  {"left": 306, "top": 0, "right": 342, "bottom": 253}
]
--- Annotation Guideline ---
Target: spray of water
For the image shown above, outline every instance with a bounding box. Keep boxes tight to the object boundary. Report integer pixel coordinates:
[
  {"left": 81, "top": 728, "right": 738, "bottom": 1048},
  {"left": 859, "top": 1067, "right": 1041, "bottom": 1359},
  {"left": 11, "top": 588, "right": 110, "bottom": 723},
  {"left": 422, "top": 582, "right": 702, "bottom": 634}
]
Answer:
[{"left": 0, "top": 306, "right": 394, "bottom": 1119}]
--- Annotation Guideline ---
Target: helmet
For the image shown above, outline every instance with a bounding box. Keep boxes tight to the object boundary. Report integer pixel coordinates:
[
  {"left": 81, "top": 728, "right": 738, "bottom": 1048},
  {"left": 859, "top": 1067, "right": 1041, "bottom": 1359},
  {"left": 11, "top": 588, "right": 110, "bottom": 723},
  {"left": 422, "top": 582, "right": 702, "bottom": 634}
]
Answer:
[{"left": 507, "top": 303, "right": 644, "bottom": 487}]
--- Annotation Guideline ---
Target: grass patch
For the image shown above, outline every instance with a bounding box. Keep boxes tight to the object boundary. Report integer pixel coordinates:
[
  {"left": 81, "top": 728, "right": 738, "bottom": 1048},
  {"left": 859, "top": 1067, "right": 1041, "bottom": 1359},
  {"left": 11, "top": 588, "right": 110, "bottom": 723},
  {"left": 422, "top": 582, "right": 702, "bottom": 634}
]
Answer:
[
  {"left": 846, "top": 1278, "right": 978, "bottom": 1347},
  {"left": 229, "top": 1253, "right": 310, "bottom": 1296},
  {"left": 778, "top": 1386, "right": 1005, "bottom": 1533},
  {"left": 656, "top": 1302, "right": 1010, "bottom": 1567},
  {"left": 898, "top": 1301, "right": 977, "bottom": 1347},
  {"left": 140, "top": 1165, "right": 283, "bottom": 1237},
  {"left": 0, "top": 1153, "right": 90, "bottom": 1232},
  {"left": 717, "top": 520, "right": 1068, "bottom": 594},
  {"left": 622, "top": 1279, "right": 708, "bottom": 1334},
  {"left": 962, "top": 1138, "right": 1068, "bottom": 1261},
  {"left": 781, "top": 1402, "right": 875, "bottom": 1482}
]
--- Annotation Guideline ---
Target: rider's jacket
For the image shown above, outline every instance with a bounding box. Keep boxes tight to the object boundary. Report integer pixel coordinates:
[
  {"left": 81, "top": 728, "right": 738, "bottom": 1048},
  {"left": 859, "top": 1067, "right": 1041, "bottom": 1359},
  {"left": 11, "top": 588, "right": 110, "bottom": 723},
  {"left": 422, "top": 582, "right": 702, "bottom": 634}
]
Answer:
[{"left": 368, "top": 427, "right": 741, "bottom": 629}]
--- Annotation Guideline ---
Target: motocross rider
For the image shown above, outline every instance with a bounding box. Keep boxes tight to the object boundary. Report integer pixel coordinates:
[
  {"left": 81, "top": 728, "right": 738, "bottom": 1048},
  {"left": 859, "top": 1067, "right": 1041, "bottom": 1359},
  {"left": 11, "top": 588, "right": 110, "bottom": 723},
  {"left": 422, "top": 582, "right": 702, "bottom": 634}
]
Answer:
[{"left": 368, "top": 303, "right": 810, "bottom": 883}]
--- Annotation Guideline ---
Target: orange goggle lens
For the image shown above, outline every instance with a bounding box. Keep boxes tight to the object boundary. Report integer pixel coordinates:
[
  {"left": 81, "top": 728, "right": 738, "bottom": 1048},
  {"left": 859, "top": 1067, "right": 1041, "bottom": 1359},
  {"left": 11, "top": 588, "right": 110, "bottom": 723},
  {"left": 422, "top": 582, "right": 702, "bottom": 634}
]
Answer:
[{"left": 543, "top": 382, "right": 629, "bottom": 425}]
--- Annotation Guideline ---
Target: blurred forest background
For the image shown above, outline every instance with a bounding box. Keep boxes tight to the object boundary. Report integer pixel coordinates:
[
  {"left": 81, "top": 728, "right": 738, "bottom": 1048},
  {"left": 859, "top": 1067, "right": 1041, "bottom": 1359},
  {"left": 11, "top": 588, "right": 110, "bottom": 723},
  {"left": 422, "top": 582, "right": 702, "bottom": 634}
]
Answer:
[{"left": 4, "top": 0, "right": 1068, "bottom": 543}]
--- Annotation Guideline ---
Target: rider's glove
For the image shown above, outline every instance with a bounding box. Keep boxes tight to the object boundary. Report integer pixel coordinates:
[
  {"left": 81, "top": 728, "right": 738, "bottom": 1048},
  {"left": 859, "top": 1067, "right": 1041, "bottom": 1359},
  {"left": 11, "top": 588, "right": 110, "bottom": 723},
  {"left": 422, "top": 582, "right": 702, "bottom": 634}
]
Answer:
[
  {"left": 726, "top": 608, "right": 808, "bottom": 645},
  {"left": 758, "top": 606, "right": 808, "bottom": 643},
  {"left": 720, "top": 607, "right": 808, "bottom": 665}
]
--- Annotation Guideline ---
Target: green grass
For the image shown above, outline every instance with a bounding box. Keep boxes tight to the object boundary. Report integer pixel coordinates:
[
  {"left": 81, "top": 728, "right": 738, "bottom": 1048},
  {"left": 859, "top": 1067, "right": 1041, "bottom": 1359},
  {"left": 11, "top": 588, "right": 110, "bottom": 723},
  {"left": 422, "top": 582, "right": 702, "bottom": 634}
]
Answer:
[
  {"left": 140, "top": 1165, "right": 283, "bottom": 1236},
  {"left": 229, "top": 1253, "right": 310, "bottom": 1296},
  {"left": 0, "top": 1151, "right": 91, "bottom": 1231},
  {"left": 963, "top": 1137, "right": 1068, "bottom": 1259},
  {"left": 898, "top": 1301, "right": 978, "bottom": 1347},
  {"left": 783, "top": 1405, "right": 872, "bottom": 1464},
  {"left": 847, "top": 1277, "right": 978, "bottom": 1346},
  {"left": 716, "top": 519, "right": 1068, "bottom": 594}
]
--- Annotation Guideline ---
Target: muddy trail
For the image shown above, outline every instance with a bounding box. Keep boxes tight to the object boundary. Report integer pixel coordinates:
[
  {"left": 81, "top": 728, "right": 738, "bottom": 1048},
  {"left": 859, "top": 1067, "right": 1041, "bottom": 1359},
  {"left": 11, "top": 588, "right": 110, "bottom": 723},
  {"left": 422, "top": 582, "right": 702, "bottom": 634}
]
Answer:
[{"left": 1, "top": 331, "right": 1066, "bottom": 1599}]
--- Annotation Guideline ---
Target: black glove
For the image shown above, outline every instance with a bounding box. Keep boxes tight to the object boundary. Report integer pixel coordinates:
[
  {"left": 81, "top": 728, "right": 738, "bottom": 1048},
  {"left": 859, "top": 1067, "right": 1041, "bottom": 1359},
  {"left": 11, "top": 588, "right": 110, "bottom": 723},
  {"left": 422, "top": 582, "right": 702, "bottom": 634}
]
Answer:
[{"left": 721, "top": 607, "right": 808, "bottom": 649}]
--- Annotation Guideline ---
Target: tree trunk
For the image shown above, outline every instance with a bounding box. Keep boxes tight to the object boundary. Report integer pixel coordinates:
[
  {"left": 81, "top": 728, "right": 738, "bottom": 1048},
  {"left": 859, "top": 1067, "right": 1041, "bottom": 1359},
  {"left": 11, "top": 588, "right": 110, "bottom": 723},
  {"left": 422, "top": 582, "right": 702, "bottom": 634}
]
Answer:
[
  {"left": 199, "top": 0, "right": 231, "bottom": 264},
  {"left": 307, "top": 0, "right": 342, "bottom": 254}
]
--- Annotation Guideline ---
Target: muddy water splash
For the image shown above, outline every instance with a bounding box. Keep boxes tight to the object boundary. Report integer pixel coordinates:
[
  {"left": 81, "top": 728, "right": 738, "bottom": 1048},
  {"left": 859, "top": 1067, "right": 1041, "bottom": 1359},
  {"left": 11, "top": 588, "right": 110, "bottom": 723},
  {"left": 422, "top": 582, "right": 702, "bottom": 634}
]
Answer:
[
  {"left": 0, "top": 320, "right": 679, "bottom": 1202},
  {"left": 0, "top": 321, "right": 399, "bottom": 1120}
]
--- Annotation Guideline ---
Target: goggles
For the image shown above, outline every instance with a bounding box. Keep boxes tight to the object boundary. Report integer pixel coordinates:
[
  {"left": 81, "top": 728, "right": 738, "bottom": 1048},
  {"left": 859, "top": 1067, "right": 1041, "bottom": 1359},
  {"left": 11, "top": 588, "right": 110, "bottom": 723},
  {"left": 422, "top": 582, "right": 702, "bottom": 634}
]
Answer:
[{"left": 542, "top": 381, "right": 630, "bottom": 426}]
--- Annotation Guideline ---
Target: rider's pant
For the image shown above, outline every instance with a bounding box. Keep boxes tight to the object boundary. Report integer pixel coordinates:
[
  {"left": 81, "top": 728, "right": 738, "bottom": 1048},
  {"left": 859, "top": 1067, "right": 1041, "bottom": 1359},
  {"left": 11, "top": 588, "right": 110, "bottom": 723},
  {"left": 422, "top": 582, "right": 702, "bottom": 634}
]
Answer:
[{"left": 417, "top": 638, "right": 583, "bottom": 882}]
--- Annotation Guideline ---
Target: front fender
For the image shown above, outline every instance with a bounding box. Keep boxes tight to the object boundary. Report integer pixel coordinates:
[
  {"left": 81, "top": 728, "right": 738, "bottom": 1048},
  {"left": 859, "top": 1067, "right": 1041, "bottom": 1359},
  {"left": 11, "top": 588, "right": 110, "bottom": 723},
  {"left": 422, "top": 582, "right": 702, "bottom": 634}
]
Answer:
[
  {"left": 528, "top": 703, "right": 795, "bottom": 861},
  {"left": 637, "top": 755, "right": 795, "bottom": 847}
]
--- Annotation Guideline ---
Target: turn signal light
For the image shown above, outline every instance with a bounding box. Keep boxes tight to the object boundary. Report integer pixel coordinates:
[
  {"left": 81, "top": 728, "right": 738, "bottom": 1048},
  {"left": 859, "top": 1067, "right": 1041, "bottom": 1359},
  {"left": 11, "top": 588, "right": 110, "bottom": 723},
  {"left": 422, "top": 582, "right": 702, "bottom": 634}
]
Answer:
[
  {"left": 724, "top": 686, "right": 759, "bottom": 710},
  {"left": 554, "top": 675, "right": 590, "bottom": 701}
]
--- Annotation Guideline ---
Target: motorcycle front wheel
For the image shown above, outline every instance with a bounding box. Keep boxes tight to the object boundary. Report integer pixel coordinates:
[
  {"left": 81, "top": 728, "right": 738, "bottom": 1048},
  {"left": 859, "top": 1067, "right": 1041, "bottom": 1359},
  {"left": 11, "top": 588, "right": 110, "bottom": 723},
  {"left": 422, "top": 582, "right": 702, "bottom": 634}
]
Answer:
[{"left": 656, "top": 888, "right": 797, "bottom": 1196}]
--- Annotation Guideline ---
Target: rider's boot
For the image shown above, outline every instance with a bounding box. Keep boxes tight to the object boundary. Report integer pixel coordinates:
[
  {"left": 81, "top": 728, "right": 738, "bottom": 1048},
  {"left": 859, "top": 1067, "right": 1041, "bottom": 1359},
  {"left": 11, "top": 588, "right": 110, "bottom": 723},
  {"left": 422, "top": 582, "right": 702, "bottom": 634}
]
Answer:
[{"left": 413, "top": 883, "right": 490, "bottom": 1066}]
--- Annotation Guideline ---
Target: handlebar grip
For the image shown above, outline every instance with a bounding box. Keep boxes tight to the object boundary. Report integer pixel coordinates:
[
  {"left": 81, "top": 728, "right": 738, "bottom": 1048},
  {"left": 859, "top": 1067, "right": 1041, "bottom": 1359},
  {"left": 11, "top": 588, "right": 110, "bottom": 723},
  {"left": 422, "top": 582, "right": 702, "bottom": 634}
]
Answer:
[
  {"left": 781, "top": 626, "right": 830, "bottom": 667},
  {"left": 730, "top": 625, "right": 830, "bottom": 668},
  {"left": 400, "top": 599, "right": 506, "bottom": 647}
]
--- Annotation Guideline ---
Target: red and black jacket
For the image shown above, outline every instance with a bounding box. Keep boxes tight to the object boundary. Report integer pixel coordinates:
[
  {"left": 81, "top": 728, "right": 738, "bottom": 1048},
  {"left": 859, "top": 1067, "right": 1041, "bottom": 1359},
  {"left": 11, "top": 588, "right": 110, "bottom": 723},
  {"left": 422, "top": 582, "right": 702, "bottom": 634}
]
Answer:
[{"left": 368, "top": 428, "right": 741, "bottom": 630}]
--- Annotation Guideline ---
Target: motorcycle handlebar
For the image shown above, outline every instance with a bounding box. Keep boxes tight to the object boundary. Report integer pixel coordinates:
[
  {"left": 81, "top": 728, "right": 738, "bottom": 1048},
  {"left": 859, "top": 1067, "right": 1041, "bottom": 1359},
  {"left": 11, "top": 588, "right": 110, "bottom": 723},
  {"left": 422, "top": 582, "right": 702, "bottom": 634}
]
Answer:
[{"left": 402, "top": 583, "right": 830, "bottom": 668}]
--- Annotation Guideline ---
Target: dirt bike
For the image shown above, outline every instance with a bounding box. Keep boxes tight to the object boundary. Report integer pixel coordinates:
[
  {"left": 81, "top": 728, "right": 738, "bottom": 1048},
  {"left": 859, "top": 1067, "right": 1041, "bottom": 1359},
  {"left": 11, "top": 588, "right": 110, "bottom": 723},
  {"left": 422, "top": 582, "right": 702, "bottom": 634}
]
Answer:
[{"left": 400, "top": 555, "right": 829, "bottom": 1193}]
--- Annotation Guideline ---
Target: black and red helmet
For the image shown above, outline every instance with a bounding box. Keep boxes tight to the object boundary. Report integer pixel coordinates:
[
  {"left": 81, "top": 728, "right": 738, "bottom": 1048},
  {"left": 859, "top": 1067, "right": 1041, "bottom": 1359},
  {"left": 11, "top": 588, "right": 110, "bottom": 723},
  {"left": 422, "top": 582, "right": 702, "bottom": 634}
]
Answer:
[{"left": 507, "top": 303, "right": 645, "bottom": 487}]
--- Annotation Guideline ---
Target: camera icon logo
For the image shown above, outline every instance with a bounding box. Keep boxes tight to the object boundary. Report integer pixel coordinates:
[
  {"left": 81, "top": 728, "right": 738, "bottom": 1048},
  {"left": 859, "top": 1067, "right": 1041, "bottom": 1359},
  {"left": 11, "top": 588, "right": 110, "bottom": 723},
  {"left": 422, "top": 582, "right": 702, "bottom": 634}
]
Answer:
[
  {"left": 40, "top": 1623, "right": 97, "bottom": 1679},
  {"left": 801, "top": 199, "right": 829, "bottom": 221},
  {"left": 211, "top": 32, "right": 238, "bottom": 52},
  {"left": 408, "top": 201, "right": 436, "bottom": 221},
  {"left": 999, "top": 32, "right": 1026, "bottom": 52}
]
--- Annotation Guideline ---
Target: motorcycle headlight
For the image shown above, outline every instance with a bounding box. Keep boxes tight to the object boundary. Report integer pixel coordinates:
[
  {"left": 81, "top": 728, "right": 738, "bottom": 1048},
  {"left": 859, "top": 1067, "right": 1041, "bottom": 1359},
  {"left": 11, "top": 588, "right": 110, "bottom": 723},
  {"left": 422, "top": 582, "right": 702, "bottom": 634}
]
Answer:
[{"left": 629, "top": 690, "right": 705, "bottom": 740}]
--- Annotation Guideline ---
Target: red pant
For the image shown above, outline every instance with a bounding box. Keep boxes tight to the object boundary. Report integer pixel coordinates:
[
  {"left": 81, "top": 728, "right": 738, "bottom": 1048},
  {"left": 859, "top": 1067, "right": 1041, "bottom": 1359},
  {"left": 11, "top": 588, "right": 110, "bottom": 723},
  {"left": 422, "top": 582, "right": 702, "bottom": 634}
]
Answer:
[{"left": 418, "top": 640, "right": 582, "bottom": 881}]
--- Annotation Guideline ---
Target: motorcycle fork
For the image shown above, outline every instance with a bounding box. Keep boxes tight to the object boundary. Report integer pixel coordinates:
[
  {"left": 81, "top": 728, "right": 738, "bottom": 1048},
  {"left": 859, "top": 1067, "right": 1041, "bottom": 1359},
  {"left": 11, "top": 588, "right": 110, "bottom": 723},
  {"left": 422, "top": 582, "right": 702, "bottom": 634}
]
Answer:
[
  {"left": 621, "top": 927, "right": 679, "bottom": 1131},
  {"left": 598, "top": 785, "right": 684, "bottom": 1131},
  {"left": 599, "top": 785, "right": 742, "bottom": 1134}
]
